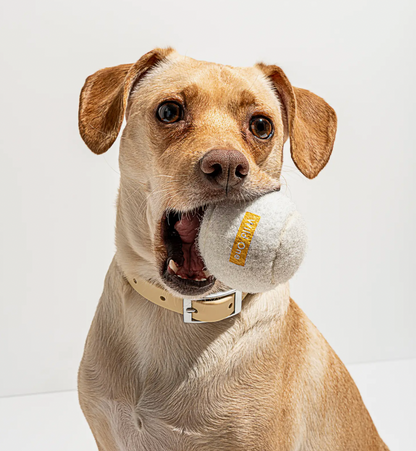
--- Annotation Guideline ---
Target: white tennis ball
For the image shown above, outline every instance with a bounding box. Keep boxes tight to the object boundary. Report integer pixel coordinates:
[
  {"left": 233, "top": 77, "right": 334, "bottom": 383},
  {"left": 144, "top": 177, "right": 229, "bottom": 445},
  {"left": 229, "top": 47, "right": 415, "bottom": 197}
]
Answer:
[{"left": 197, "top": 191, "right": 307, "bottom": 293}]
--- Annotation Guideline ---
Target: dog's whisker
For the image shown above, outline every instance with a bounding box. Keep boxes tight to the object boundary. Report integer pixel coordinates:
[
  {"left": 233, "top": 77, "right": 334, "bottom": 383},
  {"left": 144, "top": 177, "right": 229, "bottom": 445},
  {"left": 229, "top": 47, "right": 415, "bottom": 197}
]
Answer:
[
  {"left": 122, "top": 184, "right": 147, "bottom": 204},
  {"left": 134, "top": 187, "right": 182, "bottom": 218},
  {"left": 102, "top": 155, "right": 121, "bottom": 175}
]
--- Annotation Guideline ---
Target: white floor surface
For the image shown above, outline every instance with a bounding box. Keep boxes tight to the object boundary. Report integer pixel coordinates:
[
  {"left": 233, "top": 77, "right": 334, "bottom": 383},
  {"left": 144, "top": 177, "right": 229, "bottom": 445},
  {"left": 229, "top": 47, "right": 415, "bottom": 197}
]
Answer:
[{"left": 0, "top": 358, "right": 415, "bottom": 450}]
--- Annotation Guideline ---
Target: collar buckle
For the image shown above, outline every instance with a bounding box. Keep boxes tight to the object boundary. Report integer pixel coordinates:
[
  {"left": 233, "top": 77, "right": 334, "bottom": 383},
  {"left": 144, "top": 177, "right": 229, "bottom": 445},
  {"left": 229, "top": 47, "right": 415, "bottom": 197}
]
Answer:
[{"left": 183, "top": 289, "right": 243, "bottom": 323}]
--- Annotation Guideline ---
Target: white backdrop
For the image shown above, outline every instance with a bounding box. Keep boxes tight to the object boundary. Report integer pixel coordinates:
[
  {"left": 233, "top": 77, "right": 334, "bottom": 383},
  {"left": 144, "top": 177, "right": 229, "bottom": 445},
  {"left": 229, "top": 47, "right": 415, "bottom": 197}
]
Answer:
[{"left": 1, "top": 0, "right": 415, "bottom": 397}]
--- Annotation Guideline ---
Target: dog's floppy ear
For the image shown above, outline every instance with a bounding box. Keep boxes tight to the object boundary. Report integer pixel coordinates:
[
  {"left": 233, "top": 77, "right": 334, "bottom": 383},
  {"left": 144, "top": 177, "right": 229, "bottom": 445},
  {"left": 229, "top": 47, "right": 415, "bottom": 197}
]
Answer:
[
  {"left": 79, "top": 47, "right": 174, "bottom": 154},
  {"left": 257, "top": 63, "right": 337, "bottom": 179}
]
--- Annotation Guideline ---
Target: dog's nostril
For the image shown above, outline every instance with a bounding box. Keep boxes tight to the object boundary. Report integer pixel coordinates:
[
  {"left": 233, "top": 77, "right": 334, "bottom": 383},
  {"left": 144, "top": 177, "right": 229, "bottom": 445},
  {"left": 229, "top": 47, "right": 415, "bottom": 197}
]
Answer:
[
  {"left": 201, "top": 159, "right": 223, "bottom": 176},
  {"left": 235, "top": 164, "right": 248, "bottom": 179},
  {"left": 210, "top": 163, "right": 222, "bottom": 178}
]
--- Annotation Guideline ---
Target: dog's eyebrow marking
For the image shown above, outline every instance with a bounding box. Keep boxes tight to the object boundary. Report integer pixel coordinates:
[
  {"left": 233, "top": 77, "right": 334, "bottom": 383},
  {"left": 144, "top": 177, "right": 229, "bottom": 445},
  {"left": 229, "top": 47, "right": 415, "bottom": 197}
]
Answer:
[
  {"left": 228, "top": 89, "right": 257, "bottom": 113},
  {"left": 179, "top": 84, "right": 199, "bottom": 103},
  {"left": 239, "top": 89, "right": 257, "bottom": 107}
]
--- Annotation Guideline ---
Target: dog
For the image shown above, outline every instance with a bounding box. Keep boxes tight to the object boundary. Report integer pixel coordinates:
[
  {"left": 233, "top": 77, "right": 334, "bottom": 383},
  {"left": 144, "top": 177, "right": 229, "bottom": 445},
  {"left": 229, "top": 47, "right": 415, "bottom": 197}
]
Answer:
[{"left": 78, "top": 48, "right": 389, "bottom": 450}]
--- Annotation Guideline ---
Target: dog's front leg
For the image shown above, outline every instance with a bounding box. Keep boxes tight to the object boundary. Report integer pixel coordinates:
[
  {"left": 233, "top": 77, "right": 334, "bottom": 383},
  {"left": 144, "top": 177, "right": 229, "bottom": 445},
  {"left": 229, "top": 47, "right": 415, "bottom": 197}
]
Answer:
[{"left": 80, "top": 396, "right": 148, "bottom": 451}]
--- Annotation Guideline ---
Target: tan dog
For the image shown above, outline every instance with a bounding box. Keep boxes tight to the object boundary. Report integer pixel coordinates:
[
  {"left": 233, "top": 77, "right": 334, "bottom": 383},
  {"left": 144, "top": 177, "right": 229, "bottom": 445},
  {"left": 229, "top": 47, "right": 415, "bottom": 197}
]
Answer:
[{"left": 78, "top": 48, "right": 389, "bottom": 451}]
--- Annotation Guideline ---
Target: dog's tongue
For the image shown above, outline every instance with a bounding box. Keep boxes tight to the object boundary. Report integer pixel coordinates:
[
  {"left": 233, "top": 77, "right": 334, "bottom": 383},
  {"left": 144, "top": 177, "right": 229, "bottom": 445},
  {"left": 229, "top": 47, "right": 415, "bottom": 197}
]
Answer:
[
  {"left": 174, "top": 214, "right": 199, "bottom": 244},
  {"left": 174, "top": 214, "right": 205, "bottom": 277}
]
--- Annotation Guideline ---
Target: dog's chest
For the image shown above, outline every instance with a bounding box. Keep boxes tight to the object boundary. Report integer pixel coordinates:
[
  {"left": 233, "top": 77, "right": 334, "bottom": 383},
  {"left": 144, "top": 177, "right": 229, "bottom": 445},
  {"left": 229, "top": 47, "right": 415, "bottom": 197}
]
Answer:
[{"left": 132, "top": 322, "right": 282, "bottom": 450}]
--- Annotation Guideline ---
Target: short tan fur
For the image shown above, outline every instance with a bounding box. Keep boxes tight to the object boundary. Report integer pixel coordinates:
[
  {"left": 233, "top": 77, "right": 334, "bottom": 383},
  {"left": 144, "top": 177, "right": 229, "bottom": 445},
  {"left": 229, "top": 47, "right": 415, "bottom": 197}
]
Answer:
[{"left": 78, "top": 48, "right": 388, "bottom": 451}]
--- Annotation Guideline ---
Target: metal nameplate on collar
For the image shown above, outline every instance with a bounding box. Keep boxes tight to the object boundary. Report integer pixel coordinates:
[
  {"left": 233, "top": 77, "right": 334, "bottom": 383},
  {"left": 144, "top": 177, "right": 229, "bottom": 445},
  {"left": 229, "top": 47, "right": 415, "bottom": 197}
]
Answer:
[{"left": 183, "top": 289, "right": 243, "bottom": 323}]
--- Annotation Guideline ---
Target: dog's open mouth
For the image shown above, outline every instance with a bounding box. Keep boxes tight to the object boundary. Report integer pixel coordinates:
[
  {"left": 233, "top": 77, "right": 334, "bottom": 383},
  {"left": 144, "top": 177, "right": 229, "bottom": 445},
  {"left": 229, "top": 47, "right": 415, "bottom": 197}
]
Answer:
[{"left": 161, "top": 207, "right": 216, "bottom": 295}]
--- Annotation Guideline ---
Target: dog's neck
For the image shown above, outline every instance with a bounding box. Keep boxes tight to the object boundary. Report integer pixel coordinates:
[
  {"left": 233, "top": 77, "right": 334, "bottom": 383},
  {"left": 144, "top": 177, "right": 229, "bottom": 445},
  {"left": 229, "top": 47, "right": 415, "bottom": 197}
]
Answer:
[
  {"left": 108, "top": 252, "right": 290, "bottom": 331},
  {"left": 98, "top": 254, "right": 291, "bottom": 387},
  {"left": 125, "top": 273, "right": 245, "bottom": 323}
]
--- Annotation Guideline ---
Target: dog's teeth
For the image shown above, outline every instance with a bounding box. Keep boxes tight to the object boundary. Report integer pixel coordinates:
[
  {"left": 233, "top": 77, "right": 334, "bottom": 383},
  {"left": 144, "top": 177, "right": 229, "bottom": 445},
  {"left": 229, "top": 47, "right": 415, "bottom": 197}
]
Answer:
[
  {"left": 177, "top": 274, "right": 187, "bottom": 279},
  {"left": 169, "top": 260, "right": 179, "bottom": 274},
  {"left": 195, "top": 278, "right": 207, "bottom": 282}
]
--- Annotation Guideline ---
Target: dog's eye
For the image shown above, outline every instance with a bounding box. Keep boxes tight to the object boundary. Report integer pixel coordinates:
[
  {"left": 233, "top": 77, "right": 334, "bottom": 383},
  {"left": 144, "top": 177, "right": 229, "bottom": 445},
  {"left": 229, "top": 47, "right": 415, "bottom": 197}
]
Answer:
[
  {"left": 157, "top": 102, "right": 183, "bottom": 123},
  {"left": 249, "top": 116, "right": 273, "bottom": 139}
]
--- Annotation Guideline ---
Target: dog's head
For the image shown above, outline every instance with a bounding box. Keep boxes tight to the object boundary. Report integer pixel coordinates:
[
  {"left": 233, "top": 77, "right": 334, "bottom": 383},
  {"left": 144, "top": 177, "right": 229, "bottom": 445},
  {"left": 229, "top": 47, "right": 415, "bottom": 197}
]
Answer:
[{"left": 79, "top": 48, "right": 336, "bottom": 297}]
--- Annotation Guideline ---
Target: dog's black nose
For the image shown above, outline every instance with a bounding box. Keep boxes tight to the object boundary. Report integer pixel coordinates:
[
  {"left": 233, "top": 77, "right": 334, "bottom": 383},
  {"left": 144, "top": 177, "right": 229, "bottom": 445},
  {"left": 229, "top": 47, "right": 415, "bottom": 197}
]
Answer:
[{"left": 200, "top": 149, "right": 249, "bottom": 190}]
